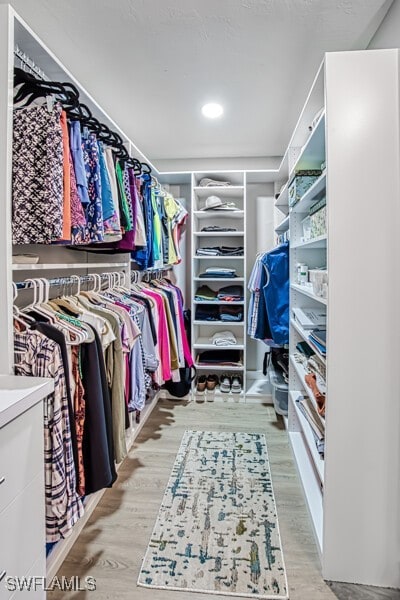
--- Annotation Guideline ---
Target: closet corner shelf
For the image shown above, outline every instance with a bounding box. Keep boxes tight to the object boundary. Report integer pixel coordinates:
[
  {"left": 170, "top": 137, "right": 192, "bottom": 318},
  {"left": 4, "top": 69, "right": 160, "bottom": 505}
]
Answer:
[
  {"left": 193, "top": 338, "right": 245, "bottom": 350},
  {"left": 291, "top": 234, "right": 327, "bottom": 249},
  {"left": 290, "top": 172, "right": 326, "bottom": 214},
  {"left": 194, "top": 277, "right": 245, "bottom": 283},
  {"left": 194, "top": 363, "right": 244, "bottom": 372},
  {"left": 290, "top": 318, "right": 326, "bottom": 362},
  {"left": 193, "top": 211, "right": 245, "bottom": 220},
  {"left": 289, "top": 112, "right": 326, "bottom": 178},
  {"left": 193, "top": 320, "right": 245, "bottom": 327},
  {"left": 12, "top": 262, "right": 129, "bottom": 271},
  {"left": 193, "top": 186, "right": 244, "bottom": 199},
  {"left": 291, "top": 283, "right": 327, "bottom": 305},
  {"left": 289, "top": 391, "right": 325, "bottom": 483},
  {"left": 193, "top": 255, "right": 244, "bottom": 260},
  {"left": 194, "top": 231, "right": 245, "bottom": 237},
  {"left": 193, "top": 300, "right": 244, "bottom": 306},
  {"left": 288, "top": 429, "right": 323, "bottom": 553},
  {"left": 289, "top": 355, "right": 325, "bottom": 425},
  {"left": 275, "top": 215, "right": 290, "bottom": 233}
]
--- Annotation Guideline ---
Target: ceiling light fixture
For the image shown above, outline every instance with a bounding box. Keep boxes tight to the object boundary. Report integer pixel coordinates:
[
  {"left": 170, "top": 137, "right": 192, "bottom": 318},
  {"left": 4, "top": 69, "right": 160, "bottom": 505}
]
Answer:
[{"left": 201, "top": 102, "right": 224, "bottom": 119}]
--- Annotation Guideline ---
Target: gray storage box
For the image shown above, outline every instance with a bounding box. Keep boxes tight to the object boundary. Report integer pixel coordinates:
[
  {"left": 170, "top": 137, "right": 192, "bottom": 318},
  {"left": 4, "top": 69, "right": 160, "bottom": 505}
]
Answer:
[{"left": 269, "top": 364, "right": 288, "bottom": 416}]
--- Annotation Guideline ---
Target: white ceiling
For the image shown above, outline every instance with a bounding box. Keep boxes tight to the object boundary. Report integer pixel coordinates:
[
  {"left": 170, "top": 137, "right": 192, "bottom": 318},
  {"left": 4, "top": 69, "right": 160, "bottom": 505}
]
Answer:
[{"left": 4, "top": 0, "right": 392, "bottom": 170}]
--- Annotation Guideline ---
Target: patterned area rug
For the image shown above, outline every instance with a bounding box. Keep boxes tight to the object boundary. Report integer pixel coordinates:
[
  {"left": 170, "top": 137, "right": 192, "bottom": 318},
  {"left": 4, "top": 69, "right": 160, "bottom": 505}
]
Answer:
[{"left": 137, "top": 431, "right": 288, "bottom": 599}]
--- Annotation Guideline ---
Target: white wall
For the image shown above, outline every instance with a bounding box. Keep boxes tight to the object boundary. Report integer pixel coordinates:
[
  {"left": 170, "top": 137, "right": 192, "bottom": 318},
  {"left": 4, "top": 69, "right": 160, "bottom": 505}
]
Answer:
[{"left": 368, "top": 0, "right": 400, "bottom": 48}]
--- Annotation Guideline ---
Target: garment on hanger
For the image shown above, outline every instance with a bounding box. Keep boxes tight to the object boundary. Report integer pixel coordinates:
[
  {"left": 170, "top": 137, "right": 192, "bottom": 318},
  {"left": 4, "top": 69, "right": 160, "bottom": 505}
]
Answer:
[{"left": 248, "top": 242, "right": 289, "bottom": 345}]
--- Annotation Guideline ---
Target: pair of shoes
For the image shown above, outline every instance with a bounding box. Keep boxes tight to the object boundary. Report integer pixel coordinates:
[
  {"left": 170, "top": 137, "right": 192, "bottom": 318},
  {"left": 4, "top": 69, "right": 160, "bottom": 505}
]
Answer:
[
  {"left": 196, "top": 374, "right": 219, "bottom": 394},
  {"left": 220, "top": 374, "right": 242, "bottom": 394}
]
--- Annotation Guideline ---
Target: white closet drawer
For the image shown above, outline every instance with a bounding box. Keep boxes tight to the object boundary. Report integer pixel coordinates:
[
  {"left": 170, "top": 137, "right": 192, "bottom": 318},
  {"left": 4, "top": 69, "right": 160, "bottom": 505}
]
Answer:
[
  {"left": 0, "top": 403, "right": 43, "bottom": 514},
  {"left": 8, "top": 555, "right": 45, "bottom": 600},
  {"left": 0, "top": 473, "right": 45, "bottom": 600}
]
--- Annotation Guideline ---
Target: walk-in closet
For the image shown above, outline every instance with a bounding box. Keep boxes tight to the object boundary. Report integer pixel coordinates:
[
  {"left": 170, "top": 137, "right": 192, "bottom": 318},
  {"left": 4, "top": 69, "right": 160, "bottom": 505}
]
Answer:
[{"left": 0, "top": 2, "right": 399, "bottom": 599}]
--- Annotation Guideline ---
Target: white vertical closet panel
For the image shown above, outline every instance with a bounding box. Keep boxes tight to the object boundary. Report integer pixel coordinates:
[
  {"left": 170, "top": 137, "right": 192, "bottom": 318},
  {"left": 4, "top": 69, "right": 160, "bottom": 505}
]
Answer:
[
  {"left": 323, "top": 49, "right": 400, "bottom": 587},
  {"left": 0, "top": 5, "right": 14, "bottom": 375}
]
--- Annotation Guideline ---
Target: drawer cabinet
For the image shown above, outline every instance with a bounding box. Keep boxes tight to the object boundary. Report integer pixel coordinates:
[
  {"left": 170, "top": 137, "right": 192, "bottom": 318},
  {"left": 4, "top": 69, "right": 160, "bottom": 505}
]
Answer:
[
  {"left": 0, "top": 403, "right": 45, "bottom": 600},
  {"left": 0, "top": 403, "right": 43, "bottom": 514}
]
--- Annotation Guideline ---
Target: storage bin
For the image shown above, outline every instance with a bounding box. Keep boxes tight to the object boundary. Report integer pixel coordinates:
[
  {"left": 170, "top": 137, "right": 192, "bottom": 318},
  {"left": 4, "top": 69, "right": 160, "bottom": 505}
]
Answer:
[
  {"left": 301, "top": 215, "right": 312, "bottom": 242},
  {"left": 288, "top": 170, "right": 322, "bottom": 207},
  {"left": 309, "top": 268, "right": 328, "bottom": 298},
  {"left": 310, "top": 204, "right": 327, "bottom": 238},
  {"left": 269, "top": 364, "right": 288, "bottom": 416}
]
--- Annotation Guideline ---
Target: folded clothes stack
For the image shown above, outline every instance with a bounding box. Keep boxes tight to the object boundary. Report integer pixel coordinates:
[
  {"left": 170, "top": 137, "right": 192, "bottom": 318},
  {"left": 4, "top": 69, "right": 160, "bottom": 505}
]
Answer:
[
  {"left": 211, "top": 331, "right": 237, "bottom": 346},
  {"left": 217, "top": 285, "right": 244, "bottom": 301},
  {"left": 201, "top": 225, "right": 237, "bottom": 232},
  {"left": 194, "top": 285, "right": 217, "bottom": 301},
  {"left": 199, "top": 267, "right": 237, "bottom": 279},
  {"left": 196, "top": 349, "right": 243, "bottom": 366},
  {"left": 195, "top": 305, "right": 220, "bottom": 321},
  {"left": 219, "top": 305, "right": 243, "bottom": 321},
  {"left": 196, "top": 246, "right": 244, "bottom": 256}
]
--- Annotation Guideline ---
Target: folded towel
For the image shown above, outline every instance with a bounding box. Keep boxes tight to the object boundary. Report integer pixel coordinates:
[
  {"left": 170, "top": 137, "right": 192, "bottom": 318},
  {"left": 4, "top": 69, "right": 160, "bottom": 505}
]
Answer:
[{"left": 211, "top": 331, "right": 237, "bottom": 346}]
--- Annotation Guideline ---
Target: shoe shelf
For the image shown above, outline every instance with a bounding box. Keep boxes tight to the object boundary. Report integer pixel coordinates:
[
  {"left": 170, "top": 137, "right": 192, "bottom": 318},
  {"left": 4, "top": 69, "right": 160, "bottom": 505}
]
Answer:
[{"left": 194, "top": 364, "right": 244, "bottom": 372}]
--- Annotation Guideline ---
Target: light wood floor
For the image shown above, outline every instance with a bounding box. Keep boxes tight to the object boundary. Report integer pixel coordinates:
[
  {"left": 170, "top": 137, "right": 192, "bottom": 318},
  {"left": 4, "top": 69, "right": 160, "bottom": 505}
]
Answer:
[{"left": 49, "top": 399, "right": 400, "bottom": 600}]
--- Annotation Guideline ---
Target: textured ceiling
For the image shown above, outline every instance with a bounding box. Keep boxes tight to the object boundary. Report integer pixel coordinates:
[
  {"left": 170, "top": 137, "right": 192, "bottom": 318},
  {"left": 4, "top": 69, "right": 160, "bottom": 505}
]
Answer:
[{"left": 4, "top": 0, "right": 392, "bottom": 168}]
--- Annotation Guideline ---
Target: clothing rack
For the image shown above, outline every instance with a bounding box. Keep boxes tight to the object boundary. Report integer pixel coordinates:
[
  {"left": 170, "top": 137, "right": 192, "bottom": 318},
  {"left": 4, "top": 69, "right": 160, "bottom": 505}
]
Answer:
[
  {"left": 14, "top": 271, "right": 127, "bottom": 291},
  {"left": 14, "top": 45, "right": 48, "bottom": 81},
  {"left": 131, "top": 267, "right": 171, "bottom": 283}
]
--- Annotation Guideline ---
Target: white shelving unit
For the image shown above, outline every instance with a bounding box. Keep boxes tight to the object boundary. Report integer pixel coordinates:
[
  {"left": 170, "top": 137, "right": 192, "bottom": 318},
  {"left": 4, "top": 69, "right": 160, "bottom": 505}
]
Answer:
[
  {"left": 191, "top": 172, "right": 247, "bottom": 398},
  {"left": 283, "top": 49, "right": 400, "bottom": 589},
  {"left": 12, "top": 262, "right": 129, "bottom": 271}
]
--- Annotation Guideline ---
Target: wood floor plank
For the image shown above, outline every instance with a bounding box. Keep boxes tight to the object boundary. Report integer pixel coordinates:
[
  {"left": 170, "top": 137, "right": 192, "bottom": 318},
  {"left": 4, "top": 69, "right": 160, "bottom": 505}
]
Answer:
[{"left": 48, "top": 399, "right": 399, "bottom": 600}]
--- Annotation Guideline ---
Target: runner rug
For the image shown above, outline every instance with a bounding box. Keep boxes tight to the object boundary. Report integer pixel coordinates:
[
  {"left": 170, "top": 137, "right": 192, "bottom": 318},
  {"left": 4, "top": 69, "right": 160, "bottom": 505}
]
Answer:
[{"left": 137, "top": 431, "right": 288, "bottom": 599}]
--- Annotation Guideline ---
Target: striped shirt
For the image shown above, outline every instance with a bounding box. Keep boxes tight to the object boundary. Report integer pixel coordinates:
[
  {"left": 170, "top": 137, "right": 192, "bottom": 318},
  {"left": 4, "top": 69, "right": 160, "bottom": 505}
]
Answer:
[{"left": 14, "top": 330, "right": 84, "bottom": 542}]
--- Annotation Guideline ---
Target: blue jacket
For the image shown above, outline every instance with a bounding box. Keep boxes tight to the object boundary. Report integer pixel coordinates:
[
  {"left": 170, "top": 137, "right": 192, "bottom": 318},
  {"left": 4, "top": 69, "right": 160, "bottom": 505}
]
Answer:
[{"left": 261, "top": 242, "right": 289, "bottom": 345}]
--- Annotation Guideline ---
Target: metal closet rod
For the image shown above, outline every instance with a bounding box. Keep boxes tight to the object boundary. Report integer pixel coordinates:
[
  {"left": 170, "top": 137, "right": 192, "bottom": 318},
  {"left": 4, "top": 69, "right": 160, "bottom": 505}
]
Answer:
[
  {"left": 14, "top": 45, "right": 48, "bottom": 81},
  {"left": 14, "top": 272, "right": 123, "bottom": 291}
]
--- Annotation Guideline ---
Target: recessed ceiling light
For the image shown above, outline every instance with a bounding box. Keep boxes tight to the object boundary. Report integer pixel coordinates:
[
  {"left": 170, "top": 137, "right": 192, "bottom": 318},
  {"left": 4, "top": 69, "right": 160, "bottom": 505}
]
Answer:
[{"left": 201, "top": 103, "right": 224, "bottom": 119}]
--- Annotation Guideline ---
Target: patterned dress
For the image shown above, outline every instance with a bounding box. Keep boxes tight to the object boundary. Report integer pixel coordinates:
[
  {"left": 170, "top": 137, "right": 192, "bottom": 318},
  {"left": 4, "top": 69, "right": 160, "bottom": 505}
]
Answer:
[
  {"left": 82, "top": 133, "right": 104, "bottom": 242},
  {"left": 12, "top": 103, "right": 63, "bottom": 244}
]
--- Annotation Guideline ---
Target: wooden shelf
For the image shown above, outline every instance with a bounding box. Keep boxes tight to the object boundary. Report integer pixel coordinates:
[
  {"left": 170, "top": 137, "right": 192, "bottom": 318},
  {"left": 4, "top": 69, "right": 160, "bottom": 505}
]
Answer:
[
  {"left": 290, "top": 355, "right": 325, "bottom": 425},
  {"left": 291, "top": 283, "right": 327, "bottom": 305},
  {"left": 289, "top": 391, "right": 325, "bottom": 483}
]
